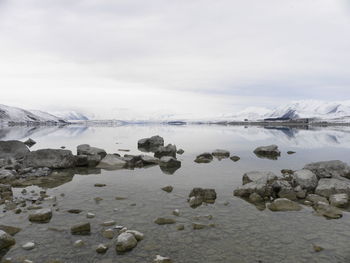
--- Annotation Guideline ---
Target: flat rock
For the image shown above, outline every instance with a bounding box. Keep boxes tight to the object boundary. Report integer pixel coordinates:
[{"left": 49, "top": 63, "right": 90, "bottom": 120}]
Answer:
[
  {"left": 306, "top": 194, "right": 329, "bottom": 204},
  {"left": 230, "top": 156, "right": 240, "bottom": 162},
  {"left": 154, "top": 255, "right": 173, "bottom": 263},
  {"left": 22, "top": 242, "right": 35, "bottom": 250},
  {"left": 0, "top": 225, "right": 21, "bottom": 236},
  {"left": 268, "top": 198, "right": 302, "bottom": 212},
  {"left": 315, "top": 178, "right": 350, "bottom": 198},
  {"left": 242, "top": 171, "right": 278, "bottom": 185},
  {"left": 194, "top": 153, "right": 213, "bottom": 163},
  {"left": 313, "top": 202, "right": 343, "bottom": 219},
  {"left": 154, "top": 217, "right": 176, "bottom": 225},
  {"left": 96, "top": 154, "right": 127, "bottom": 170},
  {"left": 77, "top": 144, "right": 107, "bottom": 159},
  {"left": 71, "top": 222, "right": 91, "bottom": 235},
  {"left": 96, "top": 244, "right": 108, "bottom": 254},
  {"left": 23, "top": 149, "right": 75, "bottom": 169},
  {"left": 304, "top": 160, "right": 350, "bottom": 179},
  {"left": 0, "top": 230, "right": 16, "bottom": 250},
  {"left": 0, "top": 140, "right": 29, "bottom": 159},
  {"left": 28, "top": 208, "right": 52, "bottom": 223}
]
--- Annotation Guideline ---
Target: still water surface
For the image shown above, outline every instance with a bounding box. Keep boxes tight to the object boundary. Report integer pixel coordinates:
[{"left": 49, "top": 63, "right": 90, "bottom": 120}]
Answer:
[{"left": 1, "top": 124, "right": 350, "bottom": 263}]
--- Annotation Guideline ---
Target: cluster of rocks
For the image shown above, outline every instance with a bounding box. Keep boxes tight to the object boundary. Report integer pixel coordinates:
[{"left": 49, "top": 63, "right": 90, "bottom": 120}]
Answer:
[
  {"left": 188, "top": 187, "right": 217, "bottom": 208},
  {"left": 234, "top": 160, "right": 350, "bottom": 219},
  {"left": 194, "top": 150, "right": 240, "bottom": 163}
]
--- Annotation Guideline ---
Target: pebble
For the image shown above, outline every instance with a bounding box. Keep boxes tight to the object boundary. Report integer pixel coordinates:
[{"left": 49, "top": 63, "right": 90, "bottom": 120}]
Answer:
[
  {"left": 154, "top": 255, "right": 173, "bottom": 263},
  {"left": 94, "top": 184, "right": 106, "bottom": 187},
  {"left": 102, "top": 220, "right": 116, "bottom": 227},
  {"left": 22, "top": 242, "right": 35, "bottom": 250},
  {"left": 71, "top": 222, "right": 91, "bottom": 235},
  {"left": 96, "top": 244, "right": 108, "bottom": 254},
  {"left": 102, "top": 229, "right": 115, "bottom": 239},
  {"left": 86, "top": 212, "right": 95, "bottom": 219},
  {"left": 176, "top": 224, "right": 185, "bottom": 231},
  {"left": 73, "top": 240, "right": 85, "bottom": 248},
  {"left": 161, "top": 186, "right": 173, "bottom": 193},
  {"left": 154, "top": 217, "right": 176, "bottom": 225},
  {"left": 173, "top": 209, "right": 180, "bottom": 216}
]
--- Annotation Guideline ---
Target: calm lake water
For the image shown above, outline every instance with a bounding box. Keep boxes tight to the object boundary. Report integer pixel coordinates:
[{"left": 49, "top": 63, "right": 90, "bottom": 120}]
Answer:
[{"left": 2, "top": 124, "right": 350, "bottom": 263}]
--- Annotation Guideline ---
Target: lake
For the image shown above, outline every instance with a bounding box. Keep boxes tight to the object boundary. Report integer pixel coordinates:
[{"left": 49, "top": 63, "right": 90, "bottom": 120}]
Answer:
[{"left": 1, "top": 124, "right": 350, "bottom": 263}]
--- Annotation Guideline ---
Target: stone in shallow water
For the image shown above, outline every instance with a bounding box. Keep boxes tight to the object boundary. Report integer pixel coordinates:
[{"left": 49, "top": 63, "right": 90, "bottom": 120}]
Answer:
[
  {"left": 28, "top": 208, "right": 52, "bottom": 223},
  {"left": 154, "top": 217, "right": 176, "bottom": 225},
  {"left": 313, "top": 202, "right": 343, "bottom": 219},
  {"left": 0, "top": 225, "right": 21, "bottom": 236},
  {"left": 86, "top": 212, "right": 95, "bottom": 219},
  {"left": 96, "top": 154, "right": 127, "bottom": 170},
  {"left": 161, "top": 186, "right": 173, "bottom": 193},
  {"left": 154, "top": 255, "right": 173, "bottom": 263},
  {"left": 0, "top": 230, "right": 16, "bottom": 250},
  {"left": 254, "top": 145, "right": 281, "bottom": 159},
  {"left": 102, "top": 229, "right": 115, "bottom": 239},
  {"left": 71, "top": 222, "right": 91, "bottom": 235},
  {"left": 230, "top": 156, "right": 240, "bottom": 162},
  {"left": 23, "top": 149, "right": 76, "bottom": 169},
  {"left": 194, "top": 153, "right": 213, "bottom": 163},
  {"left": 22, "top": 242, "right": 35, "bottom": 250},
  {"left": 212, "top": 149, "right": 230, "bottom": 160},
  {"left": 96, "top": 243, "right": 108, "bottom": 254},
  {"left": 115, "top": 232, "right": 138, "bottom": 252},
  {"left": 329, "top": 193, "right": 349, "bottom": 208},
  {"left": 304, "top": 160, "right": 350, "bottom": 179},
  {"left": 267, "top": 198, "right": 302, "bottom": 212},
  {"left": 315, "top": 178, "right": 350, "bottom": 198},
  {"left": 73, "top": 240, "right": 85, "bottom": 248},
  {"left": 102, "top": 220, "right": 116, "bottom": 227},
  {"left": 125, "top": 230, "right": 144, "bottom": 241}
]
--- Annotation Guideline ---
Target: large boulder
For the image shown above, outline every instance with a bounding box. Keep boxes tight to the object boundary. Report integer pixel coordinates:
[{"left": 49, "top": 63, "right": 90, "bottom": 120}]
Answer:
[
  {"left": 77, "top": 144, "right": 107, "bottom": 159},
  {"left": 154, "top": 144, "right": 177, "bottom": 159},
  {"left": 253, "top": 145, "right": 281, "bottom": 159},
  {"left": 0, "top": 140, "right": 29, "bottom": 159},
  {"left": 115, "top": 232, "right": 138, "bottom": 252},
  {"left": 23, "top": 149, "right": 75, "bottom": 169},
  {"left": 97, "top": 154, "right": 127, "bottom": 170},
  {"left": 315, "top": 178, "right": 350, "bottom": 198},
  {"left": 242, "top": 171, "right": 278, "bottom": 185},
  {"left": 268, "top": 198, "right": 302, "bottom": 212},
  {"left": 0, "top": 230, "right": 16, "bottom": 250},
  {"left": 292, "top": 169, "right": 318, "bottom": 192},
  {"left": 304, "top": 160, "right": 350, "bottom": 179},
  {"left": 138, "top": 136, "right": 164, "bottom": 152}
]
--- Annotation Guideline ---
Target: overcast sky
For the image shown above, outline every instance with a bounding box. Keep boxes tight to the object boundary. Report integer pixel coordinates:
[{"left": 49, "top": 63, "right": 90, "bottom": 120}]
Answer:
[{"left": 0, "top": 0, "right": 349, "bottom": 119}]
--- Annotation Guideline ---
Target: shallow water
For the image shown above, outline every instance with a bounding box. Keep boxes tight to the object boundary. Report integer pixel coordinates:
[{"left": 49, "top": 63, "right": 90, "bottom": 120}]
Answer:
[{"left": 1, "top": 124, "right": 350, "bottom": 263}]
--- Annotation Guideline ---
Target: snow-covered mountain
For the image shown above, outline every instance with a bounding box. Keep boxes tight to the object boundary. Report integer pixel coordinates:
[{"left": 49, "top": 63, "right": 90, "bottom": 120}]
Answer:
[
  {"left": 0, "top": 104, "right": 66, "bottom": 124},
  {"left": 50, "top": 111, "right": 89, "bottom": 121}
]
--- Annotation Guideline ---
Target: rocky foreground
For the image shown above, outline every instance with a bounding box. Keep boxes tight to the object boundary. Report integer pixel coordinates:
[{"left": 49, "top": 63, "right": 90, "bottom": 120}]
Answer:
[{"left": 0, "top": 137, "right": 349, "bottom": 261}]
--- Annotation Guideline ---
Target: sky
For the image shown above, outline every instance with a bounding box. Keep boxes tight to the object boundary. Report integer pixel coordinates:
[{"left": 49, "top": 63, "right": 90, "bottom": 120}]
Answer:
[{"left": 0, "top": 0, "right": 350, "bottom": 119}]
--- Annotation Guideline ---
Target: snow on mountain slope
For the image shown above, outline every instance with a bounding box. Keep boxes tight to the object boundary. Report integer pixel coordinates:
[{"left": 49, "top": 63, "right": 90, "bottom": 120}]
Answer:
[
  {"left": 268, "top": 100, "right": 350, "bottom": 120},
  {"left": 50, "top": 111, "right": 89, "bottom": 121},
  {"left": 0, "top": 104, "right": 66, "bottom": 124}
]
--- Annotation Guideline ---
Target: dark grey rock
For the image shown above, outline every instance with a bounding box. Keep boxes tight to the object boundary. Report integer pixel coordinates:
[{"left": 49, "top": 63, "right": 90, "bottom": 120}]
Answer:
[{"left": 23, "top": 149, "right": 75, "bottom": 169}]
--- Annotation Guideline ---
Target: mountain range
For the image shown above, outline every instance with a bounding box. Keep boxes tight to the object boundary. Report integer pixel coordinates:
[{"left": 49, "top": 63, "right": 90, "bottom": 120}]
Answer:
[{"left": 1, "top": 100, "right": 350, "bottom": 124}]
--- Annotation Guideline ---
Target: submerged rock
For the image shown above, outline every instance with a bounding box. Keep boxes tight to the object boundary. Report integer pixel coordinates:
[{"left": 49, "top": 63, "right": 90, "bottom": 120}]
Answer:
[
  {"left": 177, "top": 149, "right": 184, "bottom": 155},
  {"left": 268, "top": 198, "right": 302, "bottom": 212},
  {"left": 189, "top": 188, "right": 217, "bottom": 203},
  {"left": 254, "top": 145, "right": 281, "bottom": 160},
  {"left": 0, "top": 230, "right": 16, "bottom": 250},
  {"left": 96, "top": 154, "right": 127, "bottom": 170},
  {"left": 23, "top": 149, "right": 75, "bottom": 169},
  {"left": 154, "top": 217, "right": 176, "bottom": 225},
  {"left": 161, "top": 186, "right": 173, "bottom": 193},
  {"left": 154, "top": 255, "right": 173, "bottom": 263},
  {"left": 22, "top": 242, "right": 35, "bottom": 250},
  {"left": 0, "top": 140, "right": 29, "bottom": 159},
  {"left": 28, "top": 208, "right": 52, "bottom": 223},
  {"left": 230, "top": 156, "right": 240, "bottom": 162},
  {"left": 304, "top": 160, "right": 350, "bottom": 179},
  {"left": 115, "top": 232, "right": 138, "bottom": 252},
  {"left": 194, "top": 153, "right": 213, "bottom": 163},
  {"left": 313, "top": 202, "right": 343, "bottom": 219},
  {"left": 71, "top": 222, "right": 91, "bottom": 235}
]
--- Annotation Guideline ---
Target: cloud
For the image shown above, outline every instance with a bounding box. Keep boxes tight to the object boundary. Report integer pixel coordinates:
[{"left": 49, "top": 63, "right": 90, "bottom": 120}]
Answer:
[{"left": 0, "top": 0, "right": 349, "bottom": 118}]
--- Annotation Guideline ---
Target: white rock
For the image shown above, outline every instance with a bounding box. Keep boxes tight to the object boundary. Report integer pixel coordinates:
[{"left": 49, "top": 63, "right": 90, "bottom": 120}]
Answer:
[
  {"left": 154, "top": 255, "right": 173, "bottom": 263},
  {"left": 22, "top": 242, "right": 35, "bottom": 250},
  {"left": 292, "top": 169, "right": 318, "bottom": 191},
  {"left": 115, "top": 232, "right": 138, "bottom": 252},
  {"left": 86, "top": 212, "right": 95, "bottom": 218}
]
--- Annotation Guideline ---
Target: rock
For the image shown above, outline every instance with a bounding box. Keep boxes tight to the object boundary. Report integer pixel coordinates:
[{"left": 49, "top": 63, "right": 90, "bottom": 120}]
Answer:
[
  {"left": 28, "top": 208, "right": 52, "bottom": 223},
  {"left": 313, "top": 202, "right": 343, "bottom": 219},
  {"left": 0, "top": 169, "right": 17, "bottom": 182},
  {"left": 173, "top": 209, "right": 180, "bottom": 216},
  {"left": 189, "top": 188, "right": 217, "bottom": 203},
  {"left": 96, "top": 244, "right": 108, "bottom": 254},
  {"left": 292, "top": 169, "right": 318, "bottom": 192},
  {"left": 230, "top": 156, "right": 240, "bottom": 162},
  {"left": 0, "top": 225, "right": 21, "bottom": 236},
  {"left": 177, "top": 149, "right": 184, "bottom": 155},
  {"left": 94, "top": 183, "right": 106, "bottom": 187},
  {"left": 0, "top": 140, "right": 29, "bottom": 159},
  {"left": 329, "top": 193, "right": 349, "bottom": 208},
  {"left": 71, "top": 222, "right": 91, "bottom": 235},
  {"left": 0, "top": 184, "right": 13, "bottom": 200},
  {"left": 254, "top": 145, "right": 281, "bottom": 159},
  {"left": 304, "top": 160, "right": 350, "bottom": 179},
  {"left": 0, "top": 230, "right": 16, "bottom": 250},
  {"left": 23, "top": 149, "right": 75, "bottom": 169},
  {"left": 22, "top": 242, "right": 35, "bottom": 250},
  {"left": 154, "top": 255, "right": 173, "bottom": 263},
  {"left": 102, "top": 220, "right": 116, "bottom": 227},
  {"left": 102, "top": 229, "right": 115, "bottom": 239},
  {"left": 159, "top": 157, "right": 181, "bottom": 174},
  {"left": 313, "top": 245, "right": 324, "bottom": 252},
  {"left": 176, "top": 224, "right": 185, "bottom": 231},
  {"left": 212, "top": 149, "right": 230, "bottom": 160},
  {"left": 287, "top": 151, "right": 296, "bottom": 155},
  {"left": 77, "top": 144, "right": 107, "bottom": 159},
  {"left": 188, "top": 196, "right": 203, "bottom": 208},
  {"left": 73, "top": 240, "right": 85, "bottom": 248},
  {"left": 306, "top": 194, "right": 329, "bottom": 204},
  {"left": 24, "top": 138, "right": 36, "bottom": 147},
  {"left": 242, "top": 171, "right": 278, "bottom": 185},
  {"left": 248, "top": 193, "right": 264, "bottom": 204},
  {"left": 140, "top": 155, "right": 159, "bottom": 165},
  {"left": 68, "top": 209, "right": 83, "bottom": 214},
  {"left": 154, "top": 144, "right": 177, "bottom": 159},
  {"left": 192, "top": 223, "right": 207, "bottom": 230},
  {"left": 154, "top": 217, "right": 176, "bottom": 225},
  {"left": 115, "top": 232, "right": 138, "bottom": 252},
  {"left": 75, "top": 155, "right": 89, "bottom": 167},
  {"left": 272, "top": 180, "right": 297, "bottom": 201},
  {"left": 86, "top": 212, "right": 95, "bottom": 219},
  {"left": 96, "top": 154, "right": 127, "bottom": 170},
  {"left": 268, "top": 198, "right": 302, "bottom": 211},
  {"left": 315, "top": 178, "right": 350, "bottom": 198},
  {"left": 138, "top": 135, "right": 164, "bottom": 152},
  {"left": 194, "top": 153, "right": 213, "bottom": 163},
  {"left": 161, "top": 186, "right": 173, "bottom": 193},
  {"left": 125, "top": 230, "right": 144, "bottom": 241}
]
